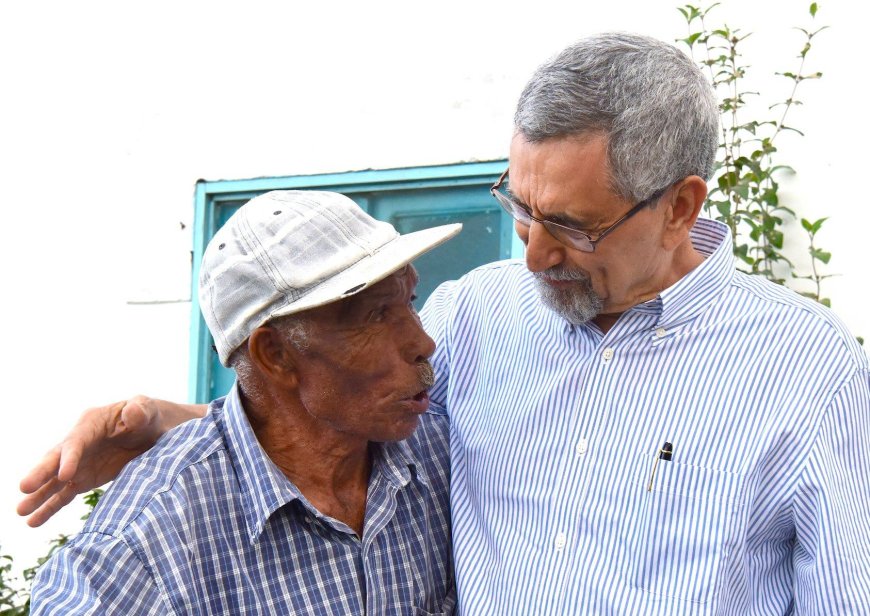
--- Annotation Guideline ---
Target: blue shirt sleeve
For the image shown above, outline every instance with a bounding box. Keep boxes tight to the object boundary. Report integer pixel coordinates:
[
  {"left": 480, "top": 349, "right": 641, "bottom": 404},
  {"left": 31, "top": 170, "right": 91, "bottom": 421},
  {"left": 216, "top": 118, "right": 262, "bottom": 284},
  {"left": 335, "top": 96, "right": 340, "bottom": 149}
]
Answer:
[
  {"left": 793, "top": 368, "right": 870, "bottom": 613},
  {"left": 421, "top": 279, "right": 460, "bottom": 418},
  {"left": 30, "top": 531, "right": 172, "bottom": 615}
]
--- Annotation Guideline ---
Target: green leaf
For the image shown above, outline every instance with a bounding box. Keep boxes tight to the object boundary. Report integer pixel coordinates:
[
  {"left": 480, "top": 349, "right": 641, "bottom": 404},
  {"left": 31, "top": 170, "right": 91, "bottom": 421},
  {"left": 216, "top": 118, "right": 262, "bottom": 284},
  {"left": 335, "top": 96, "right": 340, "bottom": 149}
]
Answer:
[
  {"left": 821, "top": 298, "right": 831, "bottom": 308},
  {"left": 682, "top": 32, "right": 704, "bottom": 46},
  {"left": 769, "top": 229, "right": 784, "bottom": 249},
  {"left": 760, "top": 189, "right": 779, "bottom": 206},
  {"left": 779, "top": 125, "right": 806, "bottom": 137},
  {"left": 810, "top": 2, "right": 818, "bottom": 17},
  {"left": 802, "top": 217, "right": 828, "bottom": 234},
  {"left": 810, "top": 248, "right": 832, "bottom": 264}
]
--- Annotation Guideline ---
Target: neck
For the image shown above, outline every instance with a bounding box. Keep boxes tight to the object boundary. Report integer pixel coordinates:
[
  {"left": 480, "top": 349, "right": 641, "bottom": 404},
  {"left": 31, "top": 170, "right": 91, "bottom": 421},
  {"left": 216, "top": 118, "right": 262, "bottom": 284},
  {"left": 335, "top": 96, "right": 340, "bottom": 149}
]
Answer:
[
  {"left": 591, "top": 240, "right": 705, "bottom": 334},
  {"left": 240, "top": 387, "right": 372, "bottom": 535}
]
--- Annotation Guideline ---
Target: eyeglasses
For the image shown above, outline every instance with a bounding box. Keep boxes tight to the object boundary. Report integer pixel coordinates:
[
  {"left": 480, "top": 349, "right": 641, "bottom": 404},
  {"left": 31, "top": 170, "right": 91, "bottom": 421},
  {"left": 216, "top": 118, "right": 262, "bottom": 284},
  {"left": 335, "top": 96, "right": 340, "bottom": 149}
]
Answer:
[{"left": 490, "top": 168, "right": 669, "bottom": 253}]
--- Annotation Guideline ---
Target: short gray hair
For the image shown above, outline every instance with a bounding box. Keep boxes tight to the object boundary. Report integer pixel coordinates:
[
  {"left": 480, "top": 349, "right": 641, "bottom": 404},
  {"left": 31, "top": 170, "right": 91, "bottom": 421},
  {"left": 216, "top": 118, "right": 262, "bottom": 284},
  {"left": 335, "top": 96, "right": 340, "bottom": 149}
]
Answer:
[
  {"left": 227, "top": 314, "right": 311, "bottom": 377},
  {"left": 514, "top": 32, "right": 719, "bottom": 203}
]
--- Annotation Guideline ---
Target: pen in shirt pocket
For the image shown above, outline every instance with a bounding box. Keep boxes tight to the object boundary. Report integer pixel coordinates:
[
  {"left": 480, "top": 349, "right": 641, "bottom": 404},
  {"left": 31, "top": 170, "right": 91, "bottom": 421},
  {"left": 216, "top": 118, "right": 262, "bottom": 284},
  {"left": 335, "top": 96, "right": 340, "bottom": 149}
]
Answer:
[{"left": 647, "top": 441, "right": 674, "bottom": 492}]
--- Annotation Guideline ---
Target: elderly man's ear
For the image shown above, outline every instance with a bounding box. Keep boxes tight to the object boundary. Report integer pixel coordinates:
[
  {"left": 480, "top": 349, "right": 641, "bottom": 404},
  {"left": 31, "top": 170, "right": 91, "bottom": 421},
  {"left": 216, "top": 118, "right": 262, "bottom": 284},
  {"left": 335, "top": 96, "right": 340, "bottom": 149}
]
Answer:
[{"left": 247, "top": 326, "right": 300, "bottom": 386}]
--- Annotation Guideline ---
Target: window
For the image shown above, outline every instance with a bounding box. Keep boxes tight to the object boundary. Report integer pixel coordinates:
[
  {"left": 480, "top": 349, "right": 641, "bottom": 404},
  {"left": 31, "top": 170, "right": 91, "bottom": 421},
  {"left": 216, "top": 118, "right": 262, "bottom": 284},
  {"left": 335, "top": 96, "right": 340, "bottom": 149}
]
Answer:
[{"left": 190, "top": 160, "right": 518, "bottom": 401}]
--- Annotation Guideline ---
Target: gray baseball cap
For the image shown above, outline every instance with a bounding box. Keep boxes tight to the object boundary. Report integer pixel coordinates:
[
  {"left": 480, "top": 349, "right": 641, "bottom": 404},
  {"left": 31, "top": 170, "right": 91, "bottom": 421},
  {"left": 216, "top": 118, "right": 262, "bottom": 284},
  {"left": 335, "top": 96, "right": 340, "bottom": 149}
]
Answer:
[{"left": 199, "top": 190, "right": 462, "bottom": 365}]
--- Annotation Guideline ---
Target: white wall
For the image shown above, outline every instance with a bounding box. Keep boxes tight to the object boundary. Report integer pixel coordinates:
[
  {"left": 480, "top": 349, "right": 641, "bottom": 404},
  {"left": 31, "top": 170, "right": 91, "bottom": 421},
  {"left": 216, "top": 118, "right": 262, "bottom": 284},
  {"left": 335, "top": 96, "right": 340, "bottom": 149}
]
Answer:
[{"left": 1, "top": 0, "right": 867, "bottom": 575}]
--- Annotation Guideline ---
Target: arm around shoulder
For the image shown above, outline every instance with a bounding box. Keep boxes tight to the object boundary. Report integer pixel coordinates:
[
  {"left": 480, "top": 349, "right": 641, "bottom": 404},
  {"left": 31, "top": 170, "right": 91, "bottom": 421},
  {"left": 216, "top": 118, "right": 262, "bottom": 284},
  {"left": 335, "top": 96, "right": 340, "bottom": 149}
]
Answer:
[{"left": 18, "top": 396, "right": 207, "bottom": 527}]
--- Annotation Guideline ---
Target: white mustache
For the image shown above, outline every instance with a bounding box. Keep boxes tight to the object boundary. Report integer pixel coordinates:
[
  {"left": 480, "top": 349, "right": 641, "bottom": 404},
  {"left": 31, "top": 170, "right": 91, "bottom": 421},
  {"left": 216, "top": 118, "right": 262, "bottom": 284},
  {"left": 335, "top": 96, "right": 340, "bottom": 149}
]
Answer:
[{"left": 534, "top": 266, "right": 591, "bottom": 283}]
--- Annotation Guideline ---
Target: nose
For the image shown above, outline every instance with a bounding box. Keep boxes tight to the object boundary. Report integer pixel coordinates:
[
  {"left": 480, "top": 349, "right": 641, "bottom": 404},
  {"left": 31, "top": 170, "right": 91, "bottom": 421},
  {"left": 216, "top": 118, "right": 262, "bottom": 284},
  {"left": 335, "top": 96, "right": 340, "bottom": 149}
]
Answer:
[
  {"left": 404, "top": 311, "right": 436, "bottom": 364},
  {"left": 522, "top": 220, "right": 566, "bottom": 273}
]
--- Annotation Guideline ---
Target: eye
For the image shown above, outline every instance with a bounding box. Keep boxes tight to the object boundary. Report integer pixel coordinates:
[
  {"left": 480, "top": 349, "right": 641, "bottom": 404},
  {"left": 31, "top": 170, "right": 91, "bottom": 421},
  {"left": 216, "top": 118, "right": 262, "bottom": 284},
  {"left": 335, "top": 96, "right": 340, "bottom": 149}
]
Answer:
[{"left": 367, "top": 306, "right": 388, "bottom": 323}]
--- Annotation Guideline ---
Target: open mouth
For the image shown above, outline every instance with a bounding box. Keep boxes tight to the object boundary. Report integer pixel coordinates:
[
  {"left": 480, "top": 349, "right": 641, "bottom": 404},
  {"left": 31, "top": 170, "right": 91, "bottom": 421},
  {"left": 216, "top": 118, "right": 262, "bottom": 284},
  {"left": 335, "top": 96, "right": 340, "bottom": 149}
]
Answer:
[{"left": 403, "top": 389, "right": 430, "bottom": 414}]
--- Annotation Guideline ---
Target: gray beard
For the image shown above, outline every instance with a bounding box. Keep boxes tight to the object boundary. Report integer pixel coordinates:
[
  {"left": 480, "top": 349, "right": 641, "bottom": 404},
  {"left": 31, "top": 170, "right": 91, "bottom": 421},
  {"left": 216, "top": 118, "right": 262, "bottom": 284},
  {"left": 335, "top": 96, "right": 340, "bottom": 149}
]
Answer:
[{"left": 532, "top": 265, "right": 603, "bottom": 324}]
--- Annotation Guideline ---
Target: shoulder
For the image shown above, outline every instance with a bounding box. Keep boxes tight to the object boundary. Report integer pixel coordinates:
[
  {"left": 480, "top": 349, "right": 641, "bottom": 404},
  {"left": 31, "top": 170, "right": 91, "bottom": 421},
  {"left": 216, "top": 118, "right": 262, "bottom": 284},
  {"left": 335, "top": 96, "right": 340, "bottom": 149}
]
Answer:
[
  {"left": 84, "top": 402, "right": 231, "bottom": 537},
  {"left": 729, "top": 272, "right": 868, "bottom": 368},
  {"left": 30, "top": 530, "right": 170, "bottom": 615},
  {"left": 423, "top": 259, "right": 535, "bottom": 324},
  {"left": 450, "top": 259, "right": 531, "bottom": 295}
]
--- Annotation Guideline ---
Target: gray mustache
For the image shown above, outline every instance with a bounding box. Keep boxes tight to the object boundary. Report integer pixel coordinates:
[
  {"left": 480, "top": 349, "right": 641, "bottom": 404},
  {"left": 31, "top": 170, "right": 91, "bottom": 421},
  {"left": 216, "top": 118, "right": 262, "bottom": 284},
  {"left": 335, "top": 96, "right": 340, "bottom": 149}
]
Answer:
[
  {"left": 418, "top": 361, "right": 435, "bottom": 389},
  {"left": 534, "top": 265, "right": 591, "bottom": 282}
]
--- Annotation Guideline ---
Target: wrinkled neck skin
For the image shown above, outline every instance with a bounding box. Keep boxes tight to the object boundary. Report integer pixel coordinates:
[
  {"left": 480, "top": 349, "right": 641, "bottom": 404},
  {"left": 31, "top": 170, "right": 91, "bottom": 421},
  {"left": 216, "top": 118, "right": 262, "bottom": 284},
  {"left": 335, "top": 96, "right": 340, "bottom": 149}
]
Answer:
[{"left": 238, "top": 382, "right": 371, "bottom": 536}]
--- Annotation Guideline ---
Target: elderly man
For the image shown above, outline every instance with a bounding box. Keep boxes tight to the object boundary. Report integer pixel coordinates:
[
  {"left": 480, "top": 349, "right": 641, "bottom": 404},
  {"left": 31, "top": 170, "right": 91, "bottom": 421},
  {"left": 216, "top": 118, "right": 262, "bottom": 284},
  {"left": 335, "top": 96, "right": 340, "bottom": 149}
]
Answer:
[
  {"left": 22, "top": 33, "right": 870, "bottom": 614},
  {"left": 29, "top": 190, "right": 460, "bottom": 615}
]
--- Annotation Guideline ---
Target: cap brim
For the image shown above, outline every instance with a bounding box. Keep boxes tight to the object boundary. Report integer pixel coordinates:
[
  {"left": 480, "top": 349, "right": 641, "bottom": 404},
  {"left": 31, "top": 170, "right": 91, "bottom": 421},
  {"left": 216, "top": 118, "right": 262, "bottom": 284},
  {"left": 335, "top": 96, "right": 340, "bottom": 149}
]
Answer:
[{"left": 270, "top": 222, "right": 462, "bottom": 317}]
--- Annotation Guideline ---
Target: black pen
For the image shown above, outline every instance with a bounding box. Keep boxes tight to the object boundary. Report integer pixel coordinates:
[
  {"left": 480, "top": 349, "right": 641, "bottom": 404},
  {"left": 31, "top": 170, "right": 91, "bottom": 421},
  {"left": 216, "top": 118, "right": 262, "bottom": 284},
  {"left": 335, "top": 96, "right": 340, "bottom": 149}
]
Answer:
[{"left": 647, "top": 441, "right": 674, "bottom": 491}]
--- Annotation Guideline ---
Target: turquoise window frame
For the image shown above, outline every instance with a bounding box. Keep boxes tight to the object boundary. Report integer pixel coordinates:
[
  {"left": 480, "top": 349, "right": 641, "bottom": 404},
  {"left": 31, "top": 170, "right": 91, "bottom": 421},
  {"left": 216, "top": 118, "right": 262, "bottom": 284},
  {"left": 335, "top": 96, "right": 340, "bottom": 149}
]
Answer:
[{"left": 189, "top": 160, "right": 518, "bottom": 402}]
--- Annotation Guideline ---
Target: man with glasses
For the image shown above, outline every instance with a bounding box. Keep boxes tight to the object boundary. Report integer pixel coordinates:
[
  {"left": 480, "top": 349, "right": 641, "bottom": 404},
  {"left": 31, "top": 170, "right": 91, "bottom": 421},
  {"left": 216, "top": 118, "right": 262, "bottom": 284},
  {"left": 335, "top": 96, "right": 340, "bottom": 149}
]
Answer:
[{"left": 20, "top": 33, "right": 870, "bottom": 614}]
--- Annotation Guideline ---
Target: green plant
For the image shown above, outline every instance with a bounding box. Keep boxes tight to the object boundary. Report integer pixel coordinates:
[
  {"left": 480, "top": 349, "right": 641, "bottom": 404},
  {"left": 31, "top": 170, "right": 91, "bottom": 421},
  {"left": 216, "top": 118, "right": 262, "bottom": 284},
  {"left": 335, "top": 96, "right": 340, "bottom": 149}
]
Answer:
[
  {"left": 1, "top": 546, "right": 27, "bottom": 616},
  {"left": 0, "top": 489, "right": 103, "bottom": 615},
  {"left": 678, "top": 2, "right": 832, "bottom": 304}
]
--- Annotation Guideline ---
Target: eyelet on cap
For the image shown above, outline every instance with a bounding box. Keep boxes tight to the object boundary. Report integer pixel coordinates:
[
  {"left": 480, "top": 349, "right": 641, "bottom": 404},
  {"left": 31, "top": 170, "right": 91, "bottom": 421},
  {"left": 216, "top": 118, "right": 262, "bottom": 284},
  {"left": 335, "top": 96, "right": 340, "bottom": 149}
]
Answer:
[
  {"left": 343, "top": 283, "right": 365, "bottom": 295},
  {"left": 218, "top": 243, "right": 226, "bottom": 250},
  {"left": 273, "top": 210, "right": 282, "bottom": 215}
]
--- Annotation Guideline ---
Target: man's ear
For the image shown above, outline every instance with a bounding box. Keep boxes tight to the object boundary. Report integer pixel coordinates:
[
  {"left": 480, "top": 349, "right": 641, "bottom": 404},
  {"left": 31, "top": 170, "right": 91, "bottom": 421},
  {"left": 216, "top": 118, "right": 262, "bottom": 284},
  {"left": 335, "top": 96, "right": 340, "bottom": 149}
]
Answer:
[
  {"left": 662, "top": 175, "right": 708, "bottom": 250},
  {"left": 247, "top": 326, "right": 299, "bottom": 387}
]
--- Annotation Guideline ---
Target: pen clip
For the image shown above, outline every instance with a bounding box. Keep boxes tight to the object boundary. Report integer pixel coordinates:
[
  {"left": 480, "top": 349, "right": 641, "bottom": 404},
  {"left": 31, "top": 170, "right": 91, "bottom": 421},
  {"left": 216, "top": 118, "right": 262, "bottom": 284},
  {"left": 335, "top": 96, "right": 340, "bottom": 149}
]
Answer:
[{"left": 647, "top": 441, "right": 674, "bottom": 492}]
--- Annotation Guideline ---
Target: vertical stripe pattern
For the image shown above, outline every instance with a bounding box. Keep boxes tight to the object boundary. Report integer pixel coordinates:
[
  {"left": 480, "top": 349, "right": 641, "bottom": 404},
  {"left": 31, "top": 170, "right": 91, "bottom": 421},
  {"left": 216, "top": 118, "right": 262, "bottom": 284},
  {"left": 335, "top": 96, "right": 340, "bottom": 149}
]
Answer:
[{"left": 422, "top": 218, "right": 870, "bottom": 615}]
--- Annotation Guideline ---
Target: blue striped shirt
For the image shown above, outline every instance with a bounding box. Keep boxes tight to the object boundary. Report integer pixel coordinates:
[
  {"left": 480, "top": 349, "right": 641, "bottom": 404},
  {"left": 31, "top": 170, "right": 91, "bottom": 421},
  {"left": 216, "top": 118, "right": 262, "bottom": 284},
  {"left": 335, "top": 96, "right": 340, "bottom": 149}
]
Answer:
[
  {"left": 31, "top": 385, "right": 455, "bottom": 615},
  {"left": 422, "top": 218, "right": 870, "bottom": 615}
]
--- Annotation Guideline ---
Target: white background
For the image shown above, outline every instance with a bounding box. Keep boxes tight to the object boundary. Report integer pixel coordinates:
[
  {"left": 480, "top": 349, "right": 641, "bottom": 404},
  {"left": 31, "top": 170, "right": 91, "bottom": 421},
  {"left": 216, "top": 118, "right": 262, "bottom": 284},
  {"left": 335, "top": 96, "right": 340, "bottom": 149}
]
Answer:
[{"left": 1, "top": 0, "right": 867, "bottom": 576}]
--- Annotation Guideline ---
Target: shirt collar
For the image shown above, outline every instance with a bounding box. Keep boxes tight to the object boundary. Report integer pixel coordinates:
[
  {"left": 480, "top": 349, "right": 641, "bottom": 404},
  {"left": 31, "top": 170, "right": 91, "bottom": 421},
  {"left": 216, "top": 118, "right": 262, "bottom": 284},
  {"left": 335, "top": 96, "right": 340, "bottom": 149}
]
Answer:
[
  {"left": 556, "top": 217, "right": 732, "bottom": 334},
  {"left": 655, "top": 217, "right": 733, "bottom": 328},
  {"left": 215, "top": 384, "right": 426, "bottom": 543},
  {"left": 378, "top": 431, "right": 430, "bottom": 490}
]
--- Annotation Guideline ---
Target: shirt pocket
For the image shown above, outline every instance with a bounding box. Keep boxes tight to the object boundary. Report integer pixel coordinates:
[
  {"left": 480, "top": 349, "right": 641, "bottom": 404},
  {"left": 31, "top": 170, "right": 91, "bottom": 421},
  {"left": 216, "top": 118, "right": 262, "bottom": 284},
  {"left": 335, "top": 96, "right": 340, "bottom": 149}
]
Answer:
[{"left": 620, "top": 451, "right": 744, "bottom": 604}]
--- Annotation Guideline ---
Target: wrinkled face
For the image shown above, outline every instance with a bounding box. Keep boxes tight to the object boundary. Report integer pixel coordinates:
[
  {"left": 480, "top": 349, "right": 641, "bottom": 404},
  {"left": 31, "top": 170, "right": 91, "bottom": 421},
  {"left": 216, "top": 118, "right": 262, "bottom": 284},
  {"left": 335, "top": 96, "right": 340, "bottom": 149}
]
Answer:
[
  {"left": 509, "top": 132, "right": 672, "bottom": 322},
  {"left": 290, "top": 266, "right": 436, "bottom": 443}
]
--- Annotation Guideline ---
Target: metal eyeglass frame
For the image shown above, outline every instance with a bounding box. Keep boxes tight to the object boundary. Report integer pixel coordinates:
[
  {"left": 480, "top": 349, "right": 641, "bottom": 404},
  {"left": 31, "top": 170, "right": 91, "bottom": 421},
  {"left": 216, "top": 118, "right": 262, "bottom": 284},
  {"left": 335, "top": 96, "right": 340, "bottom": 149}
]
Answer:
[{"left": 490, "top": 168, "right": 670, "bottom": 252}]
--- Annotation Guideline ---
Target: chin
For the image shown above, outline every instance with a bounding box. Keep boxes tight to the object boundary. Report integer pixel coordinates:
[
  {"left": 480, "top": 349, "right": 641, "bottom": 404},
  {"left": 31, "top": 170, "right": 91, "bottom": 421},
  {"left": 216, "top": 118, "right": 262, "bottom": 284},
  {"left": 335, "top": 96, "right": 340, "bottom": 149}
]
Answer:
[{"left": 369, "top": 417, "right": 421, "bottom": 443}]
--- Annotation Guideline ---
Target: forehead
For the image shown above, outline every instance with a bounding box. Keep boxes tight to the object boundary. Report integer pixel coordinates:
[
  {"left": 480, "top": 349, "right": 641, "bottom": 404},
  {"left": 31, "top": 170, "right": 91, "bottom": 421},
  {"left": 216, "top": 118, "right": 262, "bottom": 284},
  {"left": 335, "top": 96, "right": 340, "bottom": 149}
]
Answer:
[
  {"left": 508, "top": 133, "right": 617, "bottom": 212},
  {"left": 304, "top": 265, "right": 418, "bottom": 323},
  {"left": 508, "top": 133, "right": 611, "bottom": 190}
]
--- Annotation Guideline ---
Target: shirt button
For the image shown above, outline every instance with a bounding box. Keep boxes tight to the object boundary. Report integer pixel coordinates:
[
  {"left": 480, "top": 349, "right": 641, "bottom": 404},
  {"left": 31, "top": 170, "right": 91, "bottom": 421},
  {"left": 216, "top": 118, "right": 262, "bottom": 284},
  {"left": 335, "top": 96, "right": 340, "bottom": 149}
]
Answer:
[
  {"left": 655, "top": 327, "right": 666, "bottom": 338},
  {"left": 575, "top": 438, "right": 588, "bottom": 456},
  {"left": 602, "top": 347, "right": 614, "bottom": 361},
  {"left": 554, "top": 532, "right": 567, "bottom": 551}
]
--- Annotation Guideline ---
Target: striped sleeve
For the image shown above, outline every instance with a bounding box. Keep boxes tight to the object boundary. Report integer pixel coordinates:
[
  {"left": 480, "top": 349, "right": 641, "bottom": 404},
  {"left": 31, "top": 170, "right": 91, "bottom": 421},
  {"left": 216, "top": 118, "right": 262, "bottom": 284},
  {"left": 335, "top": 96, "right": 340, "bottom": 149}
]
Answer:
[
  {"left": 30, "top": 531, "right": 172, "bottom": 616},
  {"left": 421, "top": 279, "right": 460, "bottom": 418},
  {"left": 793, "top": 368, "right": 870, "bottom": 614}
]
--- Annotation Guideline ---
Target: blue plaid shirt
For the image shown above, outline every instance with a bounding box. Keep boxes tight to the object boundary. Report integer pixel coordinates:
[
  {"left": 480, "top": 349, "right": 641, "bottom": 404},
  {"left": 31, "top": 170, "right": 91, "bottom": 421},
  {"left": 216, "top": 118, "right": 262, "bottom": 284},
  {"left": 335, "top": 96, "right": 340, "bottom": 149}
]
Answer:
[{"left": 31, "top": 385, "right": 454, "bottom": 615}]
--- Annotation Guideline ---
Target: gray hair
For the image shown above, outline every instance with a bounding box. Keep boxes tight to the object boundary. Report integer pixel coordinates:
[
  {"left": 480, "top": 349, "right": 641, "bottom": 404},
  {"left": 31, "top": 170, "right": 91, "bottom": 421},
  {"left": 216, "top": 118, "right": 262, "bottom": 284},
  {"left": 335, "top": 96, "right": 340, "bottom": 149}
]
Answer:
[
  {"left": 227, "top": 314, "right": 311, "bottom": 378},
  {"left": 514, "top": 32, "right": 719, "bottom": 203}
]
